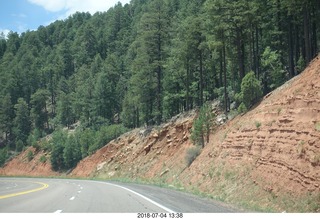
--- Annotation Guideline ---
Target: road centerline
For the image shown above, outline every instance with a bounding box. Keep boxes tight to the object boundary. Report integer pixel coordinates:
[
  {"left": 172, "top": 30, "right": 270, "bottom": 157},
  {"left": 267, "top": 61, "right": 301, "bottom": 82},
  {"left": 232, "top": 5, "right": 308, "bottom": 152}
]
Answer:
[{"left": 0, "top": 181, "right": 49, "bottom": 200}]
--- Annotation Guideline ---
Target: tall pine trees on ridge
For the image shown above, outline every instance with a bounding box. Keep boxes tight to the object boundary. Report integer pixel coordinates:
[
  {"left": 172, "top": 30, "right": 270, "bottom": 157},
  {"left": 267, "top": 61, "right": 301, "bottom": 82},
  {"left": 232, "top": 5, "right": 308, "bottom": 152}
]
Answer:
[
  {"left": 0, "top": 0, "right": 319, "bottom": 162},
  {"left": 127, "top": 0, "right": 170, "bottom": 126}
]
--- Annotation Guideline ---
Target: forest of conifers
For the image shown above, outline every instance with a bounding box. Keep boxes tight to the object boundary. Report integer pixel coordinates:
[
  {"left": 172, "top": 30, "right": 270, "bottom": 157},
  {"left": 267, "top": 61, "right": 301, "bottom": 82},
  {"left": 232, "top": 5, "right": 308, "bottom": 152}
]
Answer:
[{"left": 0, "top": 0, "right": 319, "bottom": 170}]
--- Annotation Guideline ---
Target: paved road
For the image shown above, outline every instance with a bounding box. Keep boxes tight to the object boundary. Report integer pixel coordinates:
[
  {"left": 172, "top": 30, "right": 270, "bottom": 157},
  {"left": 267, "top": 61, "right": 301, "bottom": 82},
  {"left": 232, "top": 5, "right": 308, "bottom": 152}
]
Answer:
[{"left": 0, "top": 178, "right": 237, "bottom": 213}]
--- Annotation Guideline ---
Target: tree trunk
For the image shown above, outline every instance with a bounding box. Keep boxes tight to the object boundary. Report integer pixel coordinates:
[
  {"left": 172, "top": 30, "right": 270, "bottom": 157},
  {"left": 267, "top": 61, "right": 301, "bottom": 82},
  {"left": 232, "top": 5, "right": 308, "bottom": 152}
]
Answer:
[
  {"left": 219, "top": 50, "right": 223, "bottom": 88},
  {"left": 236, "top": 29, "right": 245, "bottom": 80},
  {"left": 294, "top": 23, "right": 301, "bottom": 66},
  {"left": 288, "top": 18, "right": 295, "bottom": 78},
  {"left": 311, "top": 9, "right": 317, "bottom": 58},
  {"left": 304, "top": 5, "right": 311, "bottom": 63},
  {"left": 186, "top": 58, "right": 190, "bottom": 111},
  {"left": 251, "top": 26, "right": 255, "bottom": 75},
  {"left": 200, "top": 129, "right": 205, "bottom": 148},
  {"left": 156, "top": 14, "right": 162, "bottom": 125},
  {"left": 256, "top": 27, "right": 261, "bottom": 79},
  {"left": 223, "top": 39, "right": 228, "bottom": 113},
  {"left": 199, "top": 49, "right": 204, "bottom": 107}
]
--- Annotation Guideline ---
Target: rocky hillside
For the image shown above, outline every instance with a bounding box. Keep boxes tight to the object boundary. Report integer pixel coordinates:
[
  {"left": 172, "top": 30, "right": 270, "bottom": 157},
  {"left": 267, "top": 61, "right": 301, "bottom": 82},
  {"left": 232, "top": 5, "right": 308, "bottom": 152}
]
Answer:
[
  {"left": 71, "top": 55, "right": 320, "bottom": 212},
  {"left": 0, "top": 147, "right": 58, "bottom": 177},
  {"left": 1, "top": 55, "right": 320, "bottom": 212},
  {"left": 178, "top": 55, "right": 320, "bottom": 212},
  {"left": 73, "top": 54, "right": 320, "bottom": 212},
  {"left": 71, "top": 109, "right": 197, "bottom": 179}
]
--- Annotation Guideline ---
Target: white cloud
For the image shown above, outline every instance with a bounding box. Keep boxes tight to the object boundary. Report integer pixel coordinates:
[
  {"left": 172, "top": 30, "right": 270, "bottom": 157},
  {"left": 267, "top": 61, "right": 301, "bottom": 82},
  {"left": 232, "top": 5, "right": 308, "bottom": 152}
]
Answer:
[
  {"left": 28, "top": 0, "right": 131, "bottom": 18},
  {"left": 28, "top": 0, "right": 67, "bottom": 12},
  {"left": 0, "top": 29, "right": 11, "bottom": 39}
]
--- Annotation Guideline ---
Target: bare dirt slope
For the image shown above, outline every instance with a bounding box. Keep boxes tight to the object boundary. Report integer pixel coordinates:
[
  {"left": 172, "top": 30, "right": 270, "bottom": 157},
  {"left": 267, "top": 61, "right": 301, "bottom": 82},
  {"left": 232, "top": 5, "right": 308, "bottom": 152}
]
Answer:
[
  {"left": 71, "top": 109, "right": 197, "bottom": 179},
  {"left": 1, "top": 55, "right": 320, "bottom": 212},
  {"left": 177, "top": 56, "right": 320, "bottom": 212},
  {"left": 0, "top": 147, "right": 58, "bottom": 177},
  {"left": 72, "top": 55, "right": 320, "bottom": 212}
]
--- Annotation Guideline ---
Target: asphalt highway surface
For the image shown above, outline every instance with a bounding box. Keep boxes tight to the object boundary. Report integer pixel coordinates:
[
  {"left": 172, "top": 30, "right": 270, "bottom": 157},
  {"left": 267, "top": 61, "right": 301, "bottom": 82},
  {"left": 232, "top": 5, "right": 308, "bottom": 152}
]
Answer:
[{"left": 0, "top": 177, "right": 236, "bottom": 213}]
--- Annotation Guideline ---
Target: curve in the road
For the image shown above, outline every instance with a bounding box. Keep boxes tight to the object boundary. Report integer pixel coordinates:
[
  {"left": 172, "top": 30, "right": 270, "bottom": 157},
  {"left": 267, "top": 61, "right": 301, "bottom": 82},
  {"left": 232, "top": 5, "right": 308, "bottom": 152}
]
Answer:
[
  {"left": 0, "top": 181, "right": 49, "bottom": 199},
  {"left": 0, "top": 178, "right": 237, "bottom": 213}
]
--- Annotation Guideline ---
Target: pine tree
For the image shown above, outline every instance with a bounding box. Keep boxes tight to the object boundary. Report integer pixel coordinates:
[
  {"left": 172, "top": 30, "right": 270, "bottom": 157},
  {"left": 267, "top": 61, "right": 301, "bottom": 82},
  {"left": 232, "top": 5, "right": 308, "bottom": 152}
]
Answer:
[
  {"left": 129, "top": 0, "right": 169, "bottom": 125},
  {"left": 236, "top": 71, "right": 263, "bottom": 110},
  {"left": 56, "top": 92, "right": 74, "bottom": 128},
  {"left": 63, "top": 134, "right": 81, "bottom": 169},
  {"left": 261, "top": 46, "right": 286, "bottom": 92},
  {"left": 58, "top": 39, "right": 74, "bottom": 78},
  {"left": 0, "top": 147, "right": 8, "bottom": 167},
  {"left": 6, "top": 31, "right": 20, "bottom": 55},
  {"left": 13, "top": 98, "right": 31, "bottom": 144},
  {"left": 191, "top": 103, "right": 215, "bottom": 148},
  {"left": 93, "top": 71, "right": 113, "bottom": 124},
  {"left": 164, "top": 1, "right": 208, "bottom": 118},
  {"left": 0, "top": 94, "right": 13, "bottom": 143},
  {"left": 30, "top": 89, "right": 50, "bottom": 131},
  {"left": 50, "top": 130, "right": 66, "bottom": 171}
]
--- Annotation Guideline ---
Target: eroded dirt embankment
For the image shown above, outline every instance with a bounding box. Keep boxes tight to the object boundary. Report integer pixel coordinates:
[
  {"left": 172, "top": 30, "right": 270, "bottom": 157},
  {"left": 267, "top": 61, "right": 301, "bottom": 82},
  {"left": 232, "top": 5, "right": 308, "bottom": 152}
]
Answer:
[
  {"left": 177, "top": 56, "right": 320, "bottom": 212},
  {"left": 0, "top": 147, "right": 58, "bottom": 177},
  {"left": 72, "top": 56, "right": 320, "bottom": 212}
]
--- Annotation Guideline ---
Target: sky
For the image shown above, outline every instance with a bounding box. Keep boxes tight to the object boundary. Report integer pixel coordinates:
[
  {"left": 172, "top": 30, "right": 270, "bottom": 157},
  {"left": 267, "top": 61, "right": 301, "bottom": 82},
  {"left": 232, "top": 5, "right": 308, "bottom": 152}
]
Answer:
[{"left": 0, "top": 0, "right": 131, "bottom": 36}]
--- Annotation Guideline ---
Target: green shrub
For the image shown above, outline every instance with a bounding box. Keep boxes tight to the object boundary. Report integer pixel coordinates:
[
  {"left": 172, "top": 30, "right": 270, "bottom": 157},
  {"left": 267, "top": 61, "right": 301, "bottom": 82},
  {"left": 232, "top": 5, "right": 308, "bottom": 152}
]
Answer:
[
  {"left": 237, "top": 102, "right": 247, "bottom": 113},
  {"left": 27, "top": 128, "right": 44, "bottom": 150},
  {"left": 238, "top": 71, "right": 263, "bottom": 109},
  {"left": 0, "top": 148, "right": 8, "bottom": 167},
  {"left": 47, "top": 124, "right": 129, "bottom": 170},
  {"left": 88, "top": 124, "right": 128, "bottom": 155},
  {"left": 255, "top": 121, "right": 261, "bottom": 129},
  {"left": 39, "top": 155, "right": 47, "bottom": 163},
  {"left": 27, "top": 150, "right": 34, "bottom": 161},
  {"left": 261, "top": 47, "right": 287, "bottom": 89},
  {"left": 76, "top": 128, "right": 96, "bottom": 158},
  {"left": 191, "top": 103, "right": 215, "bottom": 148},
  {"left": 16, "top": 140, "right": 24, "bottom": 152},
  {"left": 50, "top": 129, "right": 67, "bottom": 171},
  {"left": 191, "top": 116, "right": 205, "bottom": 148},
  {"left": 63, "top": 134, "right": 81, "bottom": 169}
]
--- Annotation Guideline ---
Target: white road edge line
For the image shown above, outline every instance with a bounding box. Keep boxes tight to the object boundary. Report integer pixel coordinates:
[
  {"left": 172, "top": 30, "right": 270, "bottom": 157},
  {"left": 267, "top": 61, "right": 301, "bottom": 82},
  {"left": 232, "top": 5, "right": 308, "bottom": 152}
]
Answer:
[{"left": 96, "top": 181, "right": 176, "bottom": 213}]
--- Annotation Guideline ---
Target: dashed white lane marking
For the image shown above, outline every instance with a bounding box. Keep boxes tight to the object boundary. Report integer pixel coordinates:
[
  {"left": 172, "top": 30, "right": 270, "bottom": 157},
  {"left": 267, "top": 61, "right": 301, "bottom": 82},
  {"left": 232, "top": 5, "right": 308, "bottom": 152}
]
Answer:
[
  {"left": 54, "top": 210, "right": 62, "bottom": 213},
  {"left": 78, "top": 190, "right": 81, "bottom": 193},
  {"left": 69, "top": 196, "right": 75, "bottom": 201}
]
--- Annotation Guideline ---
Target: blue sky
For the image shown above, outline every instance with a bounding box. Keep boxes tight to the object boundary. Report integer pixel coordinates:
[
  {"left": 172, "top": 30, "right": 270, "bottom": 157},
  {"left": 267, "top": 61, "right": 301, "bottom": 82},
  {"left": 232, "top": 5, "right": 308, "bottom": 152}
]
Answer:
[{"left": 0, "top": 0, "right": 131, "bottom": 36}]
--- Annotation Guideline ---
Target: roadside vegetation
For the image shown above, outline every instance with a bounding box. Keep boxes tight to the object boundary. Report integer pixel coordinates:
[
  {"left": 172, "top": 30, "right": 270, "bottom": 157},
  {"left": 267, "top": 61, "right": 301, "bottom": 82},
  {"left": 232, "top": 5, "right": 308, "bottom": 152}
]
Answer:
[
  {"left": 46, "top": 124, "right": 128, "bottom": 171},
  {"left": 187, "top": 103, "right": 216, "bottom": 167}
]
